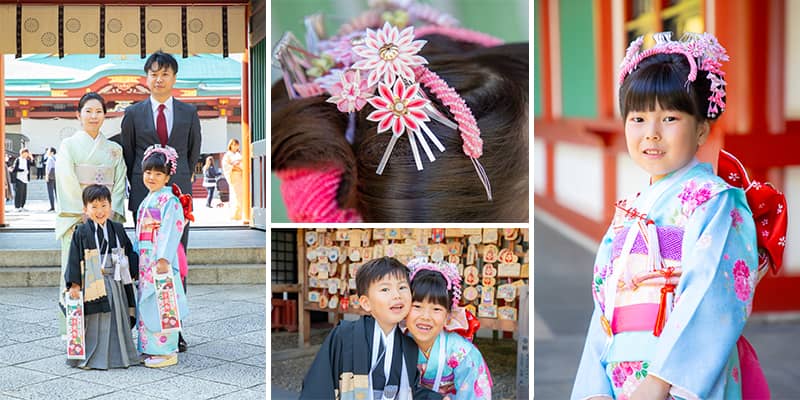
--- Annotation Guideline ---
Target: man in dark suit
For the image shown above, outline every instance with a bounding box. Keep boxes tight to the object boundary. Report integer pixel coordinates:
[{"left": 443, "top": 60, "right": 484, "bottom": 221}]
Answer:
[{"left": 120, "top": 51, "right": 201, "bottom": 352}]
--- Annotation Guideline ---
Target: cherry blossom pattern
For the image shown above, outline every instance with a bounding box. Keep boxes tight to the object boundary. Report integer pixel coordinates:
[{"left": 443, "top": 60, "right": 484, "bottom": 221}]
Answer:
[
  {"left": 366, "top": 78, "right": 445, "bottom": 174},
  {"left": 733, "top": 259, "right": 752, "bottom": 302},
  {"left": 352, "top": 22, "right": 427, "bottom": 87},
  {"left": 730, "top": 208, "right": 744, "bottom": 228},
  {"left": 678, "top": 179, "right": 713, "bottom": 215},
  {"left": 326, "top": 69, "right": 371, "bottom": 113}
]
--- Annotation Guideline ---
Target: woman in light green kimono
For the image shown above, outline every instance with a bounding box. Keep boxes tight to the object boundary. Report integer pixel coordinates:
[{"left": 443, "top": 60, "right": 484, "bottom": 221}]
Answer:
[{"left": 56, "top": 92, "right": 127, "bottom": 332}]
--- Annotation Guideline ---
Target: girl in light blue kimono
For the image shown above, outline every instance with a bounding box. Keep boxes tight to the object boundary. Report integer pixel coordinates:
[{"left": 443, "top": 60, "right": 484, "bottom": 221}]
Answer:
[
  {"left": 405, "top": 259, "right": 492, "bottom": 399},
  {"left": 135, "top": 145, "right": 189, "bottom": 368},
  {"left": 572, "top": 33, "right": 759, "bottom": 400}
]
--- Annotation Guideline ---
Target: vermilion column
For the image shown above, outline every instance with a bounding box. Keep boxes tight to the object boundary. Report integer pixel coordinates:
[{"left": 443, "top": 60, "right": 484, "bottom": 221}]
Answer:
[
  {"left": 0, "top": 55, "right": 5, "bottom": 227},
  {"left": 240, "top": 37, "right": 252, "bottom": 224}
]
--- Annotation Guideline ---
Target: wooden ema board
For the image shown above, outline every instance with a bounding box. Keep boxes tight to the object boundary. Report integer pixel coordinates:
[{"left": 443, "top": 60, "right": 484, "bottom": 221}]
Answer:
[{"left": 298, "top": 228, "right": 529, "bottom": 345}]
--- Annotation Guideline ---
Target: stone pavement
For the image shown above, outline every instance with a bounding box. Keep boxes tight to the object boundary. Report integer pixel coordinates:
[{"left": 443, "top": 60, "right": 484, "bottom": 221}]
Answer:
[
  {"left": 0, "top": 285, "right": 266, "bottom": 400},
  {"left": 534, "top": 217, "right": 800, "bottom": 399}
]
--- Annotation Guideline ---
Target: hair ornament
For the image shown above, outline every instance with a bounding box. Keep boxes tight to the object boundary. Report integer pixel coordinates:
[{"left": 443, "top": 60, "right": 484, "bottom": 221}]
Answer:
[
  {"left": 143, "top": 144, "right": 178, "bottom": 175},
  {"left": 618, "top": 31, "right": 729, "bottom": 119},
  {"left": 407, "top": 257, "right": 462, "bottom": 310},
  {"left": 273, "top": 0, "right": 502, "bottom": 200}
]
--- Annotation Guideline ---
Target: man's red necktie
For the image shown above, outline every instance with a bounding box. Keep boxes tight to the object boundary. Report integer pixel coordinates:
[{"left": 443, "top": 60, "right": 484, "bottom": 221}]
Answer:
[{"left": 156, "top": 103, "right": 168, "bottom": 146}]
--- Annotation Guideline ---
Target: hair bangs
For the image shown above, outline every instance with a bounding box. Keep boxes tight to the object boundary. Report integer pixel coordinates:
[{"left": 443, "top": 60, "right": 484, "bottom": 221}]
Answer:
[
  {"left": 620, "top": 60, "right": 699, "bottom": 119},
  {"left": 142, "top": 152, "right": 171, "bottom": 175},
  {"left": 411, "top": 269, "right": 452, "bottom": 310}
]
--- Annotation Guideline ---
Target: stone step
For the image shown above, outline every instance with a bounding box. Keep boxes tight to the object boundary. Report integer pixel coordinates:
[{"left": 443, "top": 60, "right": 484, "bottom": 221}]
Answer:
[
  {"left": 0, "top": 263, "right": 265, "bottom": 287},
  {"left": 0, "top": 246, "right": 265, "bottom": 267},
  {"left": 0, "top": 228, "right": 266, "bottom": 267}
]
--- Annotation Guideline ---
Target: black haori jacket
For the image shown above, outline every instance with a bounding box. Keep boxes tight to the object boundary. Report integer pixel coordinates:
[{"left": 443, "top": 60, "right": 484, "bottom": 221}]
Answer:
[
  {"left": 63, "top": 220, "right": 138, "bottom": 327},
  {"left": 300, "top": 315, "right": 443, "bottom": 400}
]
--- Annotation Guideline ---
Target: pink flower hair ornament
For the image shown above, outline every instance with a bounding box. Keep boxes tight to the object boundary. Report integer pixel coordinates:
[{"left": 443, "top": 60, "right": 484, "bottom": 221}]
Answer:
[
  {"left": 618, "top": 32, "right": 729, "bottom": 119},
  {"left": 272, "top": 0, "right": 502, "bottom": 206},
  {"left": 407, "top": 258, "right": 462, "bottom": 310},
  {"left": 142, "top": 144, "right": 178, "bottom": 176}
]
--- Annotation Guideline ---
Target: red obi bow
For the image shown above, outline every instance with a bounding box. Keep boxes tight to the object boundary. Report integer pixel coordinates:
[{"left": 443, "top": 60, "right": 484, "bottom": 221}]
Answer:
[
  {"left": 717, "top": 150, "right": 787, "bottom": 273},
  {"left": 446, "top": 307, "right": 481, "bottom": 341},
  {"left": 172, "top": 183, "right": 195, "bottom": 222}
]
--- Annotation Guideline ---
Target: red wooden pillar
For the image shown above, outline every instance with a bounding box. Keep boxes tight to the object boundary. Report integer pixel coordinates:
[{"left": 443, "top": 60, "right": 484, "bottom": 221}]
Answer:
[
  {"left": 715, "top": 0, "right": 785, "bottom": 182},
  {"left": 0, "top": 55, "right": 5, "bottom": 227}
]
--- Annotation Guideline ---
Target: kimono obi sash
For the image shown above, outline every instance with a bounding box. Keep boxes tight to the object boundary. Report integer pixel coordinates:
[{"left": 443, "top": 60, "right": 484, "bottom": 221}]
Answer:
[
  {"left": 611, "top": 303, "right": 659, "bottom": 334},
  {"left": 611, "top": 225, "right": 684, "bottom": 260},
  {"left": 137, "top": 208, "right": 161, "bottom": 243},
  {"left": 75, "top": 164, "right": 114, "bottom": 188},
  {"left": 608, "top": 225, "right": 685, "bottom": 336}
]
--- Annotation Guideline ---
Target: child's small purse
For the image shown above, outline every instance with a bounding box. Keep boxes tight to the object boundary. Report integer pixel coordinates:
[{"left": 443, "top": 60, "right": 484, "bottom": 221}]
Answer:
[{"left": 65, "top": 292, "right": 86, "bottom": 360}]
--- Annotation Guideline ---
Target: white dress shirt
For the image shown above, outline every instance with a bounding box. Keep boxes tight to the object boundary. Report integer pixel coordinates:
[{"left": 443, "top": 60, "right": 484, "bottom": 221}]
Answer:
[{"left": 150, "top": 96, "right": 175, "bottom": 140}]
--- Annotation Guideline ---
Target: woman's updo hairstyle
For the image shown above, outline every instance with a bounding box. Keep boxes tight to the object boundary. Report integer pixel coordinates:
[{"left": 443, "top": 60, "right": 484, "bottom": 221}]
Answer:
[
  {"left": 272, "top": 35, "right": 529, "bottom": 222},
  {"left": 77, "top": 92, "right": 107, "bottom": 113},
  {"left": 619, "top": 52, "right": 724, "bottom": 122}
]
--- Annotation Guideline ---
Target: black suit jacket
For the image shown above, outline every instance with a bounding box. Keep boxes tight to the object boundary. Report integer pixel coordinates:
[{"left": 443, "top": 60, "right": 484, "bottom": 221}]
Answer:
[{"left": 119, "top": 98, "right": 202, "bottom": 212}]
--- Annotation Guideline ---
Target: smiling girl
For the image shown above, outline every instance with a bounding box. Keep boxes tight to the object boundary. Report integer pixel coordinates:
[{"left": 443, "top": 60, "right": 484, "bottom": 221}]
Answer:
[
  {"left": 571, "top": 32, "right": 760, "bottom": 400},
  {"left": 134, "top": 145, "right": 189, "bottom": 368},
  {"left": 406, "top": 259, "right": 492, "bottom": 399}
]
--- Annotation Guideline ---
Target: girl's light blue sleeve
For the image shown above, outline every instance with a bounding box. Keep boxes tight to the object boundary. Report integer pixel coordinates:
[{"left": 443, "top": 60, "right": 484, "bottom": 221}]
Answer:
[
  {"left": 452, "top": 338, "right": 492, "bottom": 400},
  {"left": 572, "top": 227, "right": 616, "bottom": 400},
  {"left": 156, "top": 195, "right": 185, "bottom": 273},
  {"left": 649, "top": 190, "right": 757, "bottom": 398}
]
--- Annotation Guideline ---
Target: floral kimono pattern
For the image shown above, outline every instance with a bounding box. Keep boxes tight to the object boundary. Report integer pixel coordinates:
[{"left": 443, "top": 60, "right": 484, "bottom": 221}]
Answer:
[
  {"left": 415, "top": 331, "right": 492, "bottom": 399},
  {"left": 572, "top": 161, "right": 758, "bottom": 400},
  {"left": 135, "top": 186, "right": 189, "bottom": 355}
]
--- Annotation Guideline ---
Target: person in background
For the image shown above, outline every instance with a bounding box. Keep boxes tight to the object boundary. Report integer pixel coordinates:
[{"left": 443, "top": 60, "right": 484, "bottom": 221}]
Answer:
[
  {"left": 46, "top": 147, "right": 57, "bottom": 212},
  {"left": 35, "top": 153, "right": 45, "bottom": 180},
  {"left": 202, "top": 156, "right": 221, "bottom": 208},
  {"left": 11, "top": 148, "right": 33, "bottom": 211},
  {"left": 221, "top": 139, "right": 243, "bottom": 220}
]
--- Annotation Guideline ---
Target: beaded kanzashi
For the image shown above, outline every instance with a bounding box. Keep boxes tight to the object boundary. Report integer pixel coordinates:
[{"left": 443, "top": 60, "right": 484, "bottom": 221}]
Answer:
[
  {"left": 143, "top": 144, "right": 178, "bottom": 175},
  {"left": 618, "top": 32, "right": 729, "bottom": 119},
  {"left": 272, "top": 0, "right": 503, "bottom": 200},
  {"left": 408, "top": 258, "right": 462, "bottom": 310}
]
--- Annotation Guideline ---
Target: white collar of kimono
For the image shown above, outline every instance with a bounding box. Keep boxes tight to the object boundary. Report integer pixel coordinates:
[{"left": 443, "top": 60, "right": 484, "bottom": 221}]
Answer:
[
  {"left": 602, "top": 158, "right": 699, "bottom": 334},
  {"left": 431, "top": 331, "right": 447, "bottom": 392},
  {"left": 93, "top": 221, "right": 110, "bottom": 272},
  {"left": 371, "top": 323, "right": 396, "bottom": 387},
  {"left": 369, "top": 323, "right": 412, "bottom": 400},
  {"left": 150, "top": 96, "right": 174, "bottom": 112},
  {"left": 79, "top": 130, "right": 105, "bottom": 143}
]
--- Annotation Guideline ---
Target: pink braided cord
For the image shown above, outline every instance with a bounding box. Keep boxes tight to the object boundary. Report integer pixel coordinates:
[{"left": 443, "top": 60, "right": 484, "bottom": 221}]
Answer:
[
  {"left": 413, "top": 26, "right": 503, "bottom": 47},
  {"left": 277, "top": 168, "right": 362, "bottom": 223},
  {"left": 618, "top": 46, "right": 698, "bottom": 85},
  {"left": 414, "top": 65, "right": 483, "bottom": 158}
]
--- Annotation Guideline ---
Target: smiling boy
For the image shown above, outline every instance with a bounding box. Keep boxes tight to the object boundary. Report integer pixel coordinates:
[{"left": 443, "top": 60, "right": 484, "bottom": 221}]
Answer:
[{"left": 301, "top": 257, "right": 442, "bottom": 400}]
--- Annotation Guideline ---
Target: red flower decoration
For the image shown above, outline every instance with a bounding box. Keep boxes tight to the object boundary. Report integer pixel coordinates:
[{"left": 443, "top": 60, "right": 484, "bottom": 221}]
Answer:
[{"left": 366, "top": 78, "right": 429, "bottom": 137}]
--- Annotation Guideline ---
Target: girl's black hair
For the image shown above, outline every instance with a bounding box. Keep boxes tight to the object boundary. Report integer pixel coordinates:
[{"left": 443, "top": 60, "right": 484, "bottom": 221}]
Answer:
[
  {"left": 272, "top": 38, "right": 529, "bottom": 222},
  {"left": 141, "top": 152, "right": 171, "bottom": 175},
  {"left": 411, "top": 269, "right": 453, "bottom": 311},
  {"left": 619, "top": 52, "right": 723, "bottom": 121},
  {"left": 78, "top": 92, "right": 107, "bottom": 113}
]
